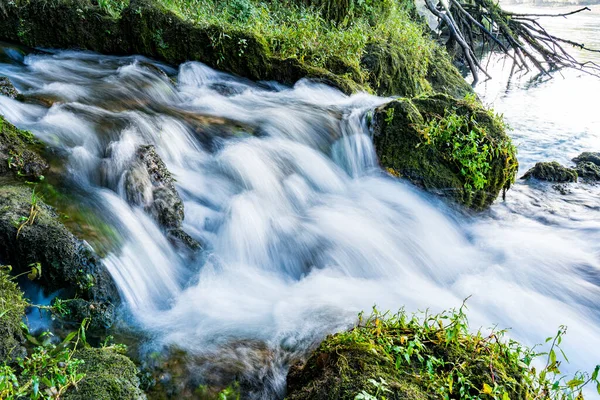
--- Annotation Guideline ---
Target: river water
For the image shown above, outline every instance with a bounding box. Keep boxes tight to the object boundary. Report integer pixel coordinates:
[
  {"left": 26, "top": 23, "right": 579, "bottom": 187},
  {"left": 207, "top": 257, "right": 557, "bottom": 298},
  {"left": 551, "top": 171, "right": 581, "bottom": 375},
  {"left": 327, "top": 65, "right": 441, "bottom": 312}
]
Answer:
[{"left": 0, "top": 6, "right": 599, "bottom": 397}]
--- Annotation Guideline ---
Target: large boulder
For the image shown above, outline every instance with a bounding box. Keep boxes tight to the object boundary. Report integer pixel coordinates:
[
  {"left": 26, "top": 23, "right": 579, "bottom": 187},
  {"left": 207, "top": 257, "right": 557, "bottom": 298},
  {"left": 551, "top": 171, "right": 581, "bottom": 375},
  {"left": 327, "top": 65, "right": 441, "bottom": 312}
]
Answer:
[
  {"left": 125, "top": 145, "right": 200, "bottom": 250},
  {"left": 0, "top": 115, "right": 49, "bottom": 179},
  {"left": 0, "top": 270, "right": 27, "bottom": 363},
  {"left": 521, "top": 161, "right": 578, "bottom": 183},
  {"left": 0, "top": 185, "right": 119, "bottom": 328},
  {"left": 64, "top": 347, "right": 146, "bottom": 400},
  {"left": 372, "top": 93, "right": 518, "bottom": 209}
]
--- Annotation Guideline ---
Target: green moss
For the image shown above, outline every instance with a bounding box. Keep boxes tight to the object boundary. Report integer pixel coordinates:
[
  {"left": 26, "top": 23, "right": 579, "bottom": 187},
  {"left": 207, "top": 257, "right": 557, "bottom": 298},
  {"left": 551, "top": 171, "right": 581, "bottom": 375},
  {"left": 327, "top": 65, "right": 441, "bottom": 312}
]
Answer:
[
  {"left": 0, "top": 115, "right": 48, "bottom": 180},
  {"left": 63, "top": 347, "right": 145, "bottom": 400},
  {"left": 372, "top": 93, "right": 518, "bottom": 210},
  {"left": 521, "top": 161, "right": 578, "bottom": 183},
  {"left": 287, "top": 308, "right": 599, "bottom": 400},
  {"left": 0, "top": 0, "right": 468, "bottom": 98},
  {"left": 0, "top": 269, "right": 27, "bottom": 364}
]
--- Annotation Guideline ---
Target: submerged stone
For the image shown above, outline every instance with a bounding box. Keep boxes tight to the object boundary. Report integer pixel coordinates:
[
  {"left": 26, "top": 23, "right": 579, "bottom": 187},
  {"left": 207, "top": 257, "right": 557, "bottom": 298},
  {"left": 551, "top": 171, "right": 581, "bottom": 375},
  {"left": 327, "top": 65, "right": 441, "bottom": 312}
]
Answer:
[
  {"left": 521, "top": 161, "right": 578, "bottom": 183},
  {"left": 372, "top": 93, "right": 518, "bottom": 209},
  {"left": 0, "top": 76, "right": 19, "bottom": 98}
]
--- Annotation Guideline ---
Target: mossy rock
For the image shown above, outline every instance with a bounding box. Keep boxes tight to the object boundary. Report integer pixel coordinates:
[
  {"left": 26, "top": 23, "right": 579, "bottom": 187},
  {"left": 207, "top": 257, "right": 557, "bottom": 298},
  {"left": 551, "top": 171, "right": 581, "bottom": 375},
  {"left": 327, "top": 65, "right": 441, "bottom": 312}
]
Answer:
[
  {"left": 372, "top": 93, "right": 518, "bottom": 209},
  {"left": 0, "top": 184, "right": 119, "bottom": 328},
  {"left": 0, "top": 270, "right": 27, "bottom": 364},
  {"left": 521, "top": 161, "right": 578, "bottom": 183},
  {"left": 286, "top": 340, "right": 427, "bottom": 399},
  {"left": 0, "top": 115, "right": 48, "bottom": 179},
  {"left": 572, "top": 151, "right": 600, "bottom": 167},
  {"left": 287, "top": 309, "right": 543, "bottom": 400},
  {"left": 575, "top": 161, "right": 600, "bottom": 181},
  {"left": 64, "top": 347, "right": 146, "bottom": 400}
]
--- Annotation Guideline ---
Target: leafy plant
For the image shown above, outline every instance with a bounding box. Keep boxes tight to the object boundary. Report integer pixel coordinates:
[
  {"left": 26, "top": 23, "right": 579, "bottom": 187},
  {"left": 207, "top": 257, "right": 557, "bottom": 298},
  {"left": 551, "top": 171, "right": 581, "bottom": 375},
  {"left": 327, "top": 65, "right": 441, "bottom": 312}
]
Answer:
[
  {"left": 0, "top": 320, "right": 90, "bottom": 400},
  {"left": 331, "top": 305, "right": 599, "bottom": 400}
]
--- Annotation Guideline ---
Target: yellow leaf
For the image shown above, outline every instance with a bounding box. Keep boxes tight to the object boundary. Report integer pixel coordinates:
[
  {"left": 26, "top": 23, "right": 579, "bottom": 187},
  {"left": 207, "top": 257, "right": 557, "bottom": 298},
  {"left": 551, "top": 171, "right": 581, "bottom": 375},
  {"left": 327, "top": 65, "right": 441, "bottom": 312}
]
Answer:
[{"left": 482, "top": 383, "right": 493, "bottom": 395}]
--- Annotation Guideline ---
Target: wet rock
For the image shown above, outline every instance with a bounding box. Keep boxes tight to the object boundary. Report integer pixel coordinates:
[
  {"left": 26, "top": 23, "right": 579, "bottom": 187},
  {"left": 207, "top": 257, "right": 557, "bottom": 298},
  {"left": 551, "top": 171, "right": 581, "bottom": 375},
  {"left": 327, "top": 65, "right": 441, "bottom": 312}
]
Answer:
[
  {"left": 0, "top": 185, "right": 119, "bottom": 327},
  {"left": 372, "top": 93, "right": 518, "bottom": 210},
  {"left": 0, "top": 76, "right": 19, "bottom": 98},
  {"left": 575, "top": 161, "right": 600, "bottom": 181},
  {"left": 125, "top": 145, "right": 201, "bottom": 250},
  {"left": 64, "top": 347, "right": 146, "bottom": 400},
  {"left": 0, "top": 270, "right": 27, "bottom": 363},
  {"left": 61, "top": 298, "right": 116, "bottom": 331},
  {"left": 286, "top": 338, "right": 427, "bottom": 400},
  {"left": 521, "top": 161, "right": 578, "bottom": 183},
  {"left": 125, "top": 145, "right": 183, "bottom": 228},
  {"left": 0, "top": 115, "right": 49, "bottom": 179},
  {"left": 572, "top": 151, "right": 600, "bottom": 167}
]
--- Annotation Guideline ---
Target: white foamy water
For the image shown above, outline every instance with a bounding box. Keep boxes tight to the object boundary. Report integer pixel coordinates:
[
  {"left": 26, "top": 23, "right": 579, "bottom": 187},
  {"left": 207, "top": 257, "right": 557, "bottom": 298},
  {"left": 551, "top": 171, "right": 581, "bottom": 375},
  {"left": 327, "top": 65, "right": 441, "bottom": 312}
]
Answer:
[{"left": 1, "top": 36, "right": 599, "bottom": 398}]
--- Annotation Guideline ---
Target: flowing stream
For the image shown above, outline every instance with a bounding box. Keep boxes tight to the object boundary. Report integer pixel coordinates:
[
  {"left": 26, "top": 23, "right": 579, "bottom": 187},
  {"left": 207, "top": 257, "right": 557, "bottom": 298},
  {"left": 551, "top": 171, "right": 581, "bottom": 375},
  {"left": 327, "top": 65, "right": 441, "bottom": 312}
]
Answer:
[{"left": 0, "top": 8, "right": 599, "bottom": 396}]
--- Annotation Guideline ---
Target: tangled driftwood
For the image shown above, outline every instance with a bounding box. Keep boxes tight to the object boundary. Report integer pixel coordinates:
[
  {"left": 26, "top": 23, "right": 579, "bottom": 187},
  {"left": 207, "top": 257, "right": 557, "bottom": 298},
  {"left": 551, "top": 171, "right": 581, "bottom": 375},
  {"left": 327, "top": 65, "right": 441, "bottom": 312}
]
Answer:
[{"left": 424, "top": 0, "right": 600, "bottom": 84}]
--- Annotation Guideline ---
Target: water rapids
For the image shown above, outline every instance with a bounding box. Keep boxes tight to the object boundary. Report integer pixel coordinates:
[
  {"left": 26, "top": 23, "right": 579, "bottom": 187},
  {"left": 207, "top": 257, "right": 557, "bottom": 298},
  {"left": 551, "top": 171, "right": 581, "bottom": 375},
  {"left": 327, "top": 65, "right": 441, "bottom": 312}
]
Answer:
[{"left": 1, "top": 42, "right": 599, "bottom": 398}]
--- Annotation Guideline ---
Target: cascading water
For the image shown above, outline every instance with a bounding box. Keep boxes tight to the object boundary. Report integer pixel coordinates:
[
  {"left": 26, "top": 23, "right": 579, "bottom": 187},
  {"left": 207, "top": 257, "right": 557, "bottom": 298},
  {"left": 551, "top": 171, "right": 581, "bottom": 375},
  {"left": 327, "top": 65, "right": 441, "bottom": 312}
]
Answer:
[{"left": 1, "top": 41, "right": 599, "bottom": 398}]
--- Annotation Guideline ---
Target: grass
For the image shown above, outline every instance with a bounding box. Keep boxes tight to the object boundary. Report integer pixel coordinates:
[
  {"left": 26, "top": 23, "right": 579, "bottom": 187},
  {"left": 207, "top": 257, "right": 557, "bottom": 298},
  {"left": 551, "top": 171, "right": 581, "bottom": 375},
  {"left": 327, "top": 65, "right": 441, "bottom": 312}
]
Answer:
[
  {"left": 97, "top": 0, "right": 434, "bottom": 90},
  {"left": 328, "top": 305, "right": 600, "bottom": 400}
]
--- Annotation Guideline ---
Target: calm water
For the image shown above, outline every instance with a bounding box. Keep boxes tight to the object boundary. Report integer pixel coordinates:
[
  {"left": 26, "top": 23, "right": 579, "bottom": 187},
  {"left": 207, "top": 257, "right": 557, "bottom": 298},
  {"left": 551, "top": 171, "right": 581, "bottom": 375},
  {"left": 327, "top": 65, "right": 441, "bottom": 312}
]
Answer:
[{"left": 0, "top": 7, "right": 599, "bottom": 397}]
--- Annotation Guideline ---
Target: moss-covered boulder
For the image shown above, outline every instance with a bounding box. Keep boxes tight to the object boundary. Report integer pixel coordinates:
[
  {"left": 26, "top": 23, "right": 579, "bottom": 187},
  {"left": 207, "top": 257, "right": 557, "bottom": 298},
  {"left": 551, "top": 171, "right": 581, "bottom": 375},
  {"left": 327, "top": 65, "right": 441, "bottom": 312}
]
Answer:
[
  {"left": 0, "top": 270, "right": 27, "bottom": 363},
  {"left": 521, "top": 161, "right": 578, "bottom": 183},
  {"left": 287, "top": 339, "right": 427, "bottom": 399},
  {"left": 372, "top": 93, "right": 518, "bottom": 209},
  {"left": 0, "top": 115, "right": 48, "bottom": 179},
  {"left": 0, "top": 185, "right": 119, "bottom": 328},
  {"left": 64, "top": 347, "right": 146, "bottom": 400},
  {"left": 287, "top": 309, "right": 566, "bottom": 400},
  {"left": 575, "top": 161, "right": 600, "bottom": 181}
]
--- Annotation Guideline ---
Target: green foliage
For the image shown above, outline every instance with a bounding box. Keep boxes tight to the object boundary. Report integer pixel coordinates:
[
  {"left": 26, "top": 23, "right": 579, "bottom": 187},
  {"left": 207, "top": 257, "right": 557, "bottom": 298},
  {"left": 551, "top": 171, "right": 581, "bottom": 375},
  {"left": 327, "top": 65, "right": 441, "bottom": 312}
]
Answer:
[
  {"left": 420, "top": 98, "right": 516, "bottom": 194},
  {"left": 96, "top": 0, "right": 129, "bottom": 18},
  {"left": 0, "top": 320, "right": 90, "bottom": 400},
  {"left": 328, "top": 306, "right": 600, "bottom": 400},
  {"left": 148, "top": 0, "right": 433, "bottom": 89}
]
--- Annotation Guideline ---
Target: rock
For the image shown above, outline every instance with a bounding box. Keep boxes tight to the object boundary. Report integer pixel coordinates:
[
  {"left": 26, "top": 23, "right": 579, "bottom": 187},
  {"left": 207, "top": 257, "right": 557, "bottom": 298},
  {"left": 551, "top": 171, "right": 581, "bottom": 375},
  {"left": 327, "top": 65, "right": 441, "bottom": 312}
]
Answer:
[
  {"left": 572, "top": 151, "right": 600, "bottom": 167},
  {"left": 0, "top": 76, "right": 19, "bottom": 99},
  {"left": 575, "top": 161, "right": 600, "bottom": 181},
  {"left": 0, "top": 270, "right": 27, "bottom": 363},
  {"left": 125, "top": 145, "right": 201, "bottom": 250},
  {"left": 62, "top": 298, "right": 116, "bottom": 331},
  {"left": 521, "top": 161, "right": 578, "bottom": 183},
  {"left": 372, "top": 93, "right": 518, "bottom": 210},
  {"left": 0, "top": 115, "right": 49, "bottom": 179},
  {"left": 286, "top": 337, "right": 427, "bottom": 400},
  {"left": 64, "top": 347, "right": 146, "bottom": 400},
  {"left": 125, "top": 145, "right": 183, "bottom": 229},
  {"left": 0, "top": 185, "right": 119, "bottom": 327}
]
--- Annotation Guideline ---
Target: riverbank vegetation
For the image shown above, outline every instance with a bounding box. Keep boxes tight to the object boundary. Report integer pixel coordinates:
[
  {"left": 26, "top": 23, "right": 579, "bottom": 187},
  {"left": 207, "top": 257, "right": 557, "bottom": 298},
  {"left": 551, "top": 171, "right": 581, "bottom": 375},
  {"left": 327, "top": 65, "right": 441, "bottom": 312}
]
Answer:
[{"left": 287, "top": 306, "right": 600, "bottom": 399}]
